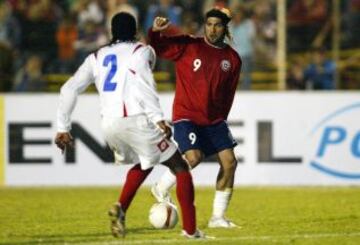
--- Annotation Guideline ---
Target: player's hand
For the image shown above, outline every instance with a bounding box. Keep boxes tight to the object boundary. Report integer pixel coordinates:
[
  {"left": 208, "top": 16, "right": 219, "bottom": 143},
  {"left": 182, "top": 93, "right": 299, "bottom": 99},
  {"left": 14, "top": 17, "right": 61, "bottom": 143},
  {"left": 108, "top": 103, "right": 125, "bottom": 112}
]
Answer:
[
  {"left": 152, "top": 17, "right": 170, "bottom": 32},
  {"left": 55, "top": 132, "right": 74, "bottom": 154},
  {"left": 157, "top": 120, "right": 172, "bottom": 139}
]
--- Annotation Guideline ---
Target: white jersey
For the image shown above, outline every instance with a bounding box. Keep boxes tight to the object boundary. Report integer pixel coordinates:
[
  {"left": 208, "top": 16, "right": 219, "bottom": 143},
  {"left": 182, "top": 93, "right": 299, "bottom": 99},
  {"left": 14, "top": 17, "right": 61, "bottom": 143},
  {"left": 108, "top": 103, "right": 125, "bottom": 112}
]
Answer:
[{"left": 57, "top": 41, "right": 164, "bottom": 132}]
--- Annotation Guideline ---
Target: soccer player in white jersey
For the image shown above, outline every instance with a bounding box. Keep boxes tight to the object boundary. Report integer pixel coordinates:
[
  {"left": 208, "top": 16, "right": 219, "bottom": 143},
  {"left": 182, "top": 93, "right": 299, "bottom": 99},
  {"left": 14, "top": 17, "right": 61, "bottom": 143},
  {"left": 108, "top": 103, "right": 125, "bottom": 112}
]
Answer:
[{"left": 54, "top": 12, "right": 205, "bottom": 239}]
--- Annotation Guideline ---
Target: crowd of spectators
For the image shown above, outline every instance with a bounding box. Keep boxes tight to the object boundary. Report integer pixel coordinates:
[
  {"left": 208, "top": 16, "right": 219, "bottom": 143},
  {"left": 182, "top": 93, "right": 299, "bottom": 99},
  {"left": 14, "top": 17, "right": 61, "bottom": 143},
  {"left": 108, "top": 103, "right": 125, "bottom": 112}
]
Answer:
[
  {"left": 286, "top": 0, "right": 359, "bottom": 90},
  {"left": 0, "top": 0, "right": 358, "bottom": 92}
]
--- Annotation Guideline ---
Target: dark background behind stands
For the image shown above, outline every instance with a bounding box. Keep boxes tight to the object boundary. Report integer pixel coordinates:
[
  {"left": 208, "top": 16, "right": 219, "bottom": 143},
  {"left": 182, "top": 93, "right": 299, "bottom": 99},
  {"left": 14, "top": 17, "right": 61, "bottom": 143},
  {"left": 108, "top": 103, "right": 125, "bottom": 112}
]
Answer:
[{"left": 0, "top": 0, "right": 359, "bottom": 92}]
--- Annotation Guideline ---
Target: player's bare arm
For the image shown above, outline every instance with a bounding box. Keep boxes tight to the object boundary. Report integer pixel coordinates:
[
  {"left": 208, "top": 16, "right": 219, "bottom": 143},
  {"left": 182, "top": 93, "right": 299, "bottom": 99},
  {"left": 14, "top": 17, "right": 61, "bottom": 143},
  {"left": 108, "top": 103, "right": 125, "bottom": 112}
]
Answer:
[
  {"left": 152, "top": 17, "right": 170, "bottom": 32},
  {"left": 157, "top": 120, "right": 172, "bottom": 139}
]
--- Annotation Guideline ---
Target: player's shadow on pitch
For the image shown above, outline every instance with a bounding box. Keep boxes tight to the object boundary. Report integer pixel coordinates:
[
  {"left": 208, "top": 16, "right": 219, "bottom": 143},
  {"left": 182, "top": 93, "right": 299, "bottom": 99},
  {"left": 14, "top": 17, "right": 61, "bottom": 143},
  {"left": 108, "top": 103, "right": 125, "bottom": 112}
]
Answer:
[
  {"left": 3, "top": 232, "right": 109, "bottom": 245},
  {"left": 3, "top": 227, "right": 159, "bottom": 244}
]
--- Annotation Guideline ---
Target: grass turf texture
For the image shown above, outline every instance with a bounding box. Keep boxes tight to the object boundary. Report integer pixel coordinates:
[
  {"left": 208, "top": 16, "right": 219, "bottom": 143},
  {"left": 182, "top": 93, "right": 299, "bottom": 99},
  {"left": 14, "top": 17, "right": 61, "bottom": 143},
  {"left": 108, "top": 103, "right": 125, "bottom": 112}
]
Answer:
[{"left": 0, "top": 187, "right": 359, "bottom": 244}]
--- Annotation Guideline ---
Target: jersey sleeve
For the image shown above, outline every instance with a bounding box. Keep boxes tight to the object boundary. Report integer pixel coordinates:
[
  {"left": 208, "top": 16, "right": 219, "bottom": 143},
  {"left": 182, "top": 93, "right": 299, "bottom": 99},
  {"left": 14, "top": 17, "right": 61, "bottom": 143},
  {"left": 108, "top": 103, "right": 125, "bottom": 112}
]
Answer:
[
  {"left": 129, "top": 46, "right": 164, "bottom": 124},
  {"left": 224, "top": 55, "right": 242, "bottom": 118},
  {"left": 57, "top": 54, "right": 96, "bottom": 132},
  {"left": 148, "top": 29, "right": 187, "bottom": 61}
]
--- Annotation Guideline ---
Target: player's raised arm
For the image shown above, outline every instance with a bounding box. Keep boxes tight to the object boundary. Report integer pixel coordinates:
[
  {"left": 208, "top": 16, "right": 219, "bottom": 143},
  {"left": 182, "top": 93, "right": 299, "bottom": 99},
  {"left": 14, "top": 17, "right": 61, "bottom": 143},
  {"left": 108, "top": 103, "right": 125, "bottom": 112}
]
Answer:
[{"left": 148, "top": 17, "right": 188, "bottom": 61}]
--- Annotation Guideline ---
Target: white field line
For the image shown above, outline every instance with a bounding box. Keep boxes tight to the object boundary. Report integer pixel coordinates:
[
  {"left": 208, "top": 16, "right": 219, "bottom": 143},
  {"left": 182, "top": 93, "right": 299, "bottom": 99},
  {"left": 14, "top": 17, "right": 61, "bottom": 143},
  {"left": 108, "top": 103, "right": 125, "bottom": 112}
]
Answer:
[{"left": 82, "top": 232, "right": 360, "bottom": 245}]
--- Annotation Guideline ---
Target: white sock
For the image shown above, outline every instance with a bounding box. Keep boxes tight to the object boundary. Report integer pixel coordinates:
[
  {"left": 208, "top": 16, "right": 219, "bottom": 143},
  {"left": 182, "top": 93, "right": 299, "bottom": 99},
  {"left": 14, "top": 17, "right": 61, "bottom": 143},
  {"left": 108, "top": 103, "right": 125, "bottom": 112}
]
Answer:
[
  {"left": 212, "top": 189, "right": 233, "bottom": 218},
  {"left": 156, "top": 168, "right": 176, "bottom": 194}
]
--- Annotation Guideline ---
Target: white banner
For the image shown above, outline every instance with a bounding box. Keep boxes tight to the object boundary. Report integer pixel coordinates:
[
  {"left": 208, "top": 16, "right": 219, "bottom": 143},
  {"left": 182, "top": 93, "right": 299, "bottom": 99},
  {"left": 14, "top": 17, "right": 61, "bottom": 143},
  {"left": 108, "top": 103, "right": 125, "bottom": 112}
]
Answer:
[{"left": 2, "top": 92, "right": 360, "bottom": 186}]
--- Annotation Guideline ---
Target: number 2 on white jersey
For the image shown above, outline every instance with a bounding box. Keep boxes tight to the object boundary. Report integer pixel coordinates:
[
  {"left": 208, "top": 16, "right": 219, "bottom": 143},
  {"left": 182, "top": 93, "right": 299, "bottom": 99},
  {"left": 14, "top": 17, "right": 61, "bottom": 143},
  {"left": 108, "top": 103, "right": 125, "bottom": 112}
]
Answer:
[
  {"left": 103, "top": 54, "right": 117, "bottom": 91},
  {"left": 193, "top": 59, "right": 201, "bottom": 72}
]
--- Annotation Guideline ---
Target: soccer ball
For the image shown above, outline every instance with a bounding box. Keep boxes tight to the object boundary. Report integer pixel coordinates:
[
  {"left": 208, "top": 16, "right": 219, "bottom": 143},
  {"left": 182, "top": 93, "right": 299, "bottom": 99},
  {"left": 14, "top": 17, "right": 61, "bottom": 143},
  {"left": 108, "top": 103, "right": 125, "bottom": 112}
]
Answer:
[{"left": 149, "top": 202, "right": 178, "bottom": 229}]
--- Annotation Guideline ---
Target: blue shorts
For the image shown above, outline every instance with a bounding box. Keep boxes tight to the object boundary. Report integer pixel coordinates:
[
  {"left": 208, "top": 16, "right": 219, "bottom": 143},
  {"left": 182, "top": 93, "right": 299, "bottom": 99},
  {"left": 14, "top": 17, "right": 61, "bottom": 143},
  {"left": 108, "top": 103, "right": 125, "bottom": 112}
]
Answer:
[{"left": 173, "top": 120, "right": 237, "bottom": 157}]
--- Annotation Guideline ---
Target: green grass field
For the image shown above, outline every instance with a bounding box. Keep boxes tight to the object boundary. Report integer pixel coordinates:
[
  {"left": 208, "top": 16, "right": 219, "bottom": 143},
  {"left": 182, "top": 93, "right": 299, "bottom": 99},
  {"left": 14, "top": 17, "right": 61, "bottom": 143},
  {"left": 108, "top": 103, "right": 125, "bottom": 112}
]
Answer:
[{"left": 1, "top": 187, "right": 360, "bottom": 244}]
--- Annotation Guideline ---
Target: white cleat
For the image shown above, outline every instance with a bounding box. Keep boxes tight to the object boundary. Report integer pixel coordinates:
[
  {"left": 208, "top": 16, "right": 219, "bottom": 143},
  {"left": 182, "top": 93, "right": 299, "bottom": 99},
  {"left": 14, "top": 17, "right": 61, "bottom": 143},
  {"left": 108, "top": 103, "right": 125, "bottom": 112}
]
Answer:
[
  {"left": 151, "top": 183, "right": 173, "bottom": 204},
  {"left": 208, "top": 217, "right": 238, "bottom": 228},
  {"left": 182, "top": 229, "right": 213, "bottom": 239}
]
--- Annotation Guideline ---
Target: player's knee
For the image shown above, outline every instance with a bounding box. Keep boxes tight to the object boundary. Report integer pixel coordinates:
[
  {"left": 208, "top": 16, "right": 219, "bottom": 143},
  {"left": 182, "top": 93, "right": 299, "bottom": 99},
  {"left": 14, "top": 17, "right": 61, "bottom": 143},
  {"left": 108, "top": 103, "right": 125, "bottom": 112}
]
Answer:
[
  {"left": 184, "top": 151, "right": 202, "bottom": 168},
  {"left": 162, "top": 151, "right": 189, "bottom": 173},
  {"left": 222, "top": 158, "right": 237, "bottom": 174}
]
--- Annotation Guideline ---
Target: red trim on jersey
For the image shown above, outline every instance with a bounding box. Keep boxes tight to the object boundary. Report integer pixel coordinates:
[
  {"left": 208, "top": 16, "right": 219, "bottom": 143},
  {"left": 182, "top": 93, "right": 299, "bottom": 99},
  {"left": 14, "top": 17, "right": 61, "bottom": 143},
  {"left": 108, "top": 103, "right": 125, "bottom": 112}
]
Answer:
[
  {"left": 123, "top": 103, "right": 128, "bottom": 117},
  {"left": 132, "top": 44, "right": 143, "bottom": 54}
]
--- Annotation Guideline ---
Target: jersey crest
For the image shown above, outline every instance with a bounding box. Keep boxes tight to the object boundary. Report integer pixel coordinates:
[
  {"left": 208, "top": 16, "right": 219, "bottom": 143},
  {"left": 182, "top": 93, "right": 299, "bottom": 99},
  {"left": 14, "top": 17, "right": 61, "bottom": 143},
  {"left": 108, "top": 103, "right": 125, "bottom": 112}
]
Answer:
[
  {"left": 221, "top": 60, "right": 231, "bottom": 72},
  {"left": 157, "top": 139, "right": 169, "bottom": 152}
]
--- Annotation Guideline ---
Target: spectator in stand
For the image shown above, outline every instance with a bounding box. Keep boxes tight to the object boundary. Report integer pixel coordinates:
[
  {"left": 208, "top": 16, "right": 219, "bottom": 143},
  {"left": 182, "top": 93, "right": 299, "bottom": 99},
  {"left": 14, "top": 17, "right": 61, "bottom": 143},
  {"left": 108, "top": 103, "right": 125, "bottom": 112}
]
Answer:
[
  {"left": 304, "top": 47, "right": 336, "bottom": 90},
  {"left": 0, "top": 0, "right": 20, "bottom": 91},
  {"left": 230, "top": 4, "right": 255, "bottom": 90},
  {"left": 287, "top": 0, "right": 329, "bottom": 51},
  {"left": 181, "top": 12, "right": 200, "bottom": 35},
  {"left": 203, "top": 0, "right": 228, "bottom": 13},
  {"left": 27, "top": 0, "right": 63, "bottom": 23},
  {"left": 178, "top": 0, "right": 203, "bottom": 23},
  {"left": 74, "top": 20, "right": 107, "bottom": 65},
  {"left": 144, "top": 0, "right": 182, "bottom": 32},
  {"left": 343, "top": 0, "right": 360, "bottom": 47},
  {"left": 287, "top": 60, "right": 305, "bottom": 90},
  {"left": 0, "top": 0, "right": 21, "bottom": 49},
  {"left": 107, "top": 0, "right": 138, "bottom": 22},
  {"left": 13, "top": 54, "right": 46, "bottom": 92},
  {"left": 56, "top": 15, "right": 78, "bottom": 73},
  {"left": 252, "top": 0, "right": 277, "bottom": 67},
  {"left": 106, "top": 0, "right": 139, "bottom": 35},
  {"left": 19, "top": 0, "right": 62, "bottom": 72},
  {"left": 288, "top": 0, "right": 328, "bottom": 25},
  {"left": 72, "top": 0, "right": 104, "bottom": 29}
]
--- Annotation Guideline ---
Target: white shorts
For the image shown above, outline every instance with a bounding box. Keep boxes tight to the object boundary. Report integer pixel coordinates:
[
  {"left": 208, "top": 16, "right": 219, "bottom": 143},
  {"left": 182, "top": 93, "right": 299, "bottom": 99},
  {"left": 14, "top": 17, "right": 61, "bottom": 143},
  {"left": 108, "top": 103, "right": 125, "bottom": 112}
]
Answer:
[{"left": 101, "top": 114, "right": 177, "bottom": 170}]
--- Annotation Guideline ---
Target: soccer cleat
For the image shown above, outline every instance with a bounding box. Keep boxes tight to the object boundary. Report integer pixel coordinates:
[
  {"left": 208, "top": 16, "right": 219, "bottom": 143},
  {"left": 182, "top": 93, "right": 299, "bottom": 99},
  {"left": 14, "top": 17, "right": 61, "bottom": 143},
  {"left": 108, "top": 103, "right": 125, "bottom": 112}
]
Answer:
[
  {"left": 151, "top": 183, "right": 173, "bottom": 204},
  {"left": 108, "top": 203, "right": 126, "bottom": 238},
  {"left": 181, "top": 229, "right": 208, "bottom": 239},
  {"left": 208, "top": 217, "right": 238, "bottom": 228}
]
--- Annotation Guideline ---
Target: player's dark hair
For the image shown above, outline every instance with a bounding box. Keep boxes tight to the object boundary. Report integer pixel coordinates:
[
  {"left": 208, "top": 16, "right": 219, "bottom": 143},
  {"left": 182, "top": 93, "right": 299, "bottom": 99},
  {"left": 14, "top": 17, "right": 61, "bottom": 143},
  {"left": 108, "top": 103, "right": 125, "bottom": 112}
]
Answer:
[
  {"left": 110, "top": 12, "right": 137, "bottom": 44},
  {"left": 205, "top": 8, "right": 232, "bottom": 25},
  {"left": 224, "top": 26, "right": 232, "bottom": 41}
]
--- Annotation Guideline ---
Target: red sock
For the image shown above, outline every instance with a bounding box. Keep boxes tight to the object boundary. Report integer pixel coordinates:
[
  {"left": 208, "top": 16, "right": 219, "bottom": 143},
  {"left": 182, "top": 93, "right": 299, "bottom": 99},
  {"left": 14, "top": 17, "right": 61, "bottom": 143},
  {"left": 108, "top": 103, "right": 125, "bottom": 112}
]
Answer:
[
  {"left": 176, "top": 171, "right": 196, "bottom": 235},
  {"left": 119, "top": 164, "right": 152, "bottom": 212}
]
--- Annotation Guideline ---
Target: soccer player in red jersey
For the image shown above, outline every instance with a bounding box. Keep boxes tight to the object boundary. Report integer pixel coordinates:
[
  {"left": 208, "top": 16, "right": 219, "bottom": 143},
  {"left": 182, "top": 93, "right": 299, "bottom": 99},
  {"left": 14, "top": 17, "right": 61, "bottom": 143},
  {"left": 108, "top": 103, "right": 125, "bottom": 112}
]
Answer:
[{"left": 148, "top": 8, "right": 242, "bottom": 228}]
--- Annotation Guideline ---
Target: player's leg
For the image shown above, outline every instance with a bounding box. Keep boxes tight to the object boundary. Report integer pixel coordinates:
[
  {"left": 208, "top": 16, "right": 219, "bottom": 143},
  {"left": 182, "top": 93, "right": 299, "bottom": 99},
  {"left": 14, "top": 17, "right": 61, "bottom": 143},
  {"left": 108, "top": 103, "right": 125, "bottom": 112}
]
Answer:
[
  {"left": 215, "top": 149, "right": 237, "bottom": 190},
  {"left": 152, "top": 149, "right": 203, "bottom": 202},
  {"left": 201, "top": 121, "right": 238, "bottom": 228},
  {"left": 161, "top": 151, "right": 205, "bottom": 238},
  {"left": 208, "top": 148, "right": 238, "bottom": 228},
  {"left": 118, "top": 163, "right": 153, "bottom": 212},
  {"left": 152, "top": 121, "right": 204, "bottom": 202},
  {"left": 109, "top": 163, "right": 153, "bottom": 237},
  {"left": 103, "top": 118, "right": 151, "bottom": 213},
  {"left": 103, "top": 116, "right": 154, "bottom": 237}
]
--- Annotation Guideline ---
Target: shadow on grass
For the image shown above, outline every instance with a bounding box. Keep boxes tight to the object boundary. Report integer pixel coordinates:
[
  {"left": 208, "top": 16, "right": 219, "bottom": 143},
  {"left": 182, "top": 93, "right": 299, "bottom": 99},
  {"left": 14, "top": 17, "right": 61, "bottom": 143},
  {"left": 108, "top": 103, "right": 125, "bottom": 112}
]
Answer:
[{"left": 1, "top": 227, "right": 157, "bottom": 245}]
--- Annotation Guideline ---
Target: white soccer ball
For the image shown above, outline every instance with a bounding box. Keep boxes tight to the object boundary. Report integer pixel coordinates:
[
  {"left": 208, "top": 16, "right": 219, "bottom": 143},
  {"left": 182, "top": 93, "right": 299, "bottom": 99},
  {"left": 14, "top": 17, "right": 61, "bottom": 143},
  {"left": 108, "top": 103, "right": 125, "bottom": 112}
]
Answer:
[{"left": 149, "top": 202, "right": 178, "bottom": 229}]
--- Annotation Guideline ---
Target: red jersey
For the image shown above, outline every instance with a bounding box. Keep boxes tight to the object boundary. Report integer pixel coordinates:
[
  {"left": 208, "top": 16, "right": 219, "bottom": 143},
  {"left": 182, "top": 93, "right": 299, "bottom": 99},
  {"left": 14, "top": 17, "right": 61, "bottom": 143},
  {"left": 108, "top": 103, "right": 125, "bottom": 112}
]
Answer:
[{"left": 148, "top": 29, "right": 241, "bottom": 126}]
